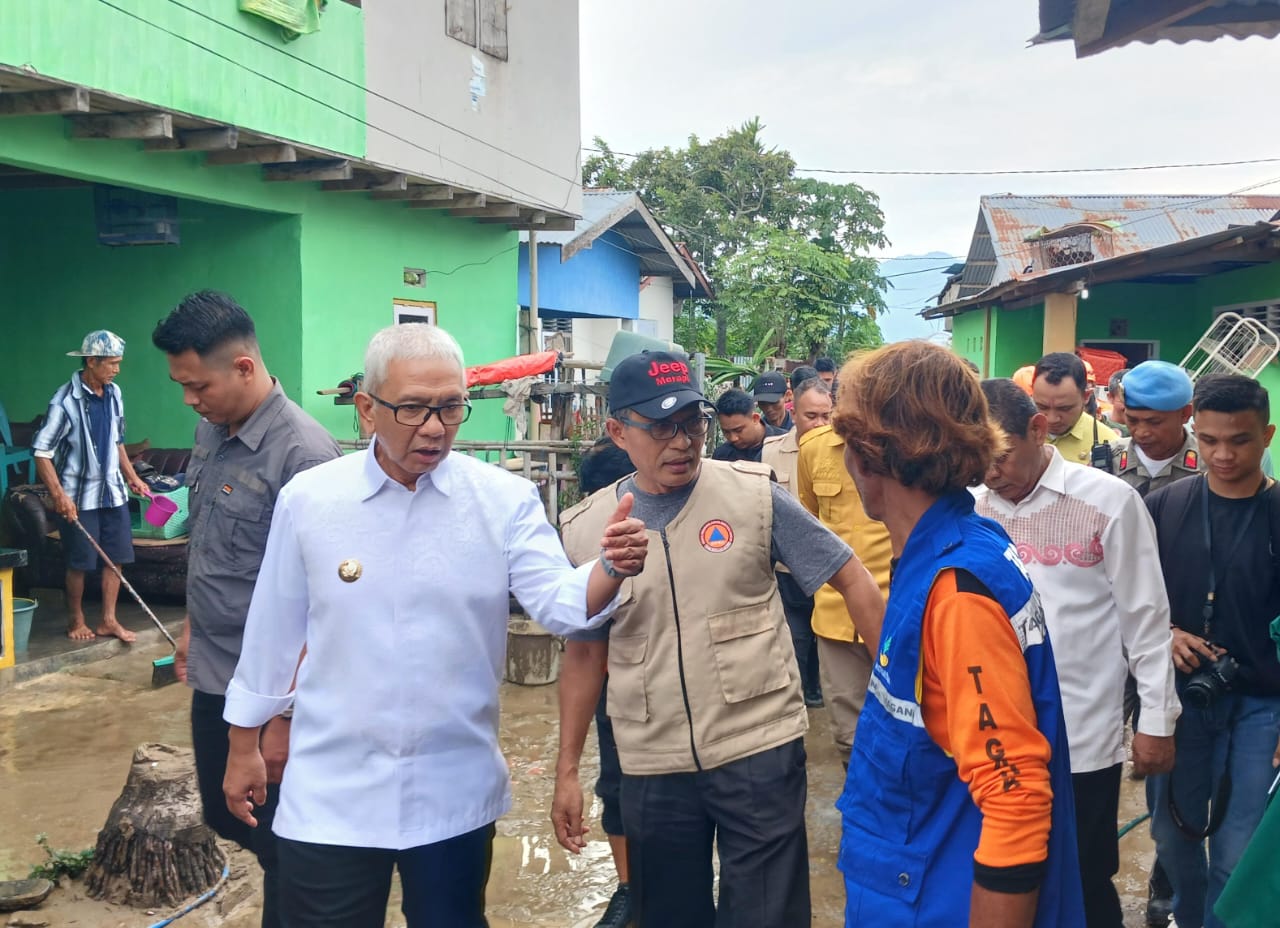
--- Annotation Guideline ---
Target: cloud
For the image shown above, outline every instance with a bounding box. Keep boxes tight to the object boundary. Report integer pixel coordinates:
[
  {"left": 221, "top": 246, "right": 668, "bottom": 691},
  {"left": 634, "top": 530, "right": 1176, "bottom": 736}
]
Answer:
[{"left": 581, "top": 0, "right": 1280, "bottom": 260}]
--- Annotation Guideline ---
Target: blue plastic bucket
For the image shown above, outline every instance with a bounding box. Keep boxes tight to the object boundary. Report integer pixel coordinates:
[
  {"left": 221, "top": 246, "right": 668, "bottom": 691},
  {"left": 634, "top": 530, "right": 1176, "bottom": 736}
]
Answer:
[{"left": 12, "top": 597, "right": 37, "bottom": 654}]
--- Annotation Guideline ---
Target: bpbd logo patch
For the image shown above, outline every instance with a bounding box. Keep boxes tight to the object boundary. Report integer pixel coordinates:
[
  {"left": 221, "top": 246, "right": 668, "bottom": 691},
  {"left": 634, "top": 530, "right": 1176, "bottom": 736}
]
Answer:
[{"left": 699, "top": 519, "right": 734, "bottom": 553}]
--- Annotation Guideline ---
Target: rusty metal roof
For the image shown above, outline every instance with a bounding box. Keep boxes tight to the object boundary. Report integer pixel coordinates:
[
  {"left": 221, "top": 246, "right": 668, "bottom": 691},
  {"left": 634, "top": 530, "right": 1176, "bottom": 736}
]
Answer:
[
  {"left": 953, "top": 194, "right": 1280, "bottom": 298},
  {"left": 926, "top": 221, "right": 1280, "bottom": 320},
  {"left": 1034, "top": 0, "right": 1280, "bottom": 57}
]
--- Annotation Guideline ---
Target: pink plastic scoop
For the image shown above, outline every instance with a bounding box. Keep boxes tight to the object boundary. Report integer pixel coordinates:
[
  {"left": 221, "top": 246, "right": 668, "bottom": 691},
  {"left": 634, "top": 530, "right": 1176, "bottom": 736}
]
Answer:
[{"left": 143, "top": 491, "right": 179, "bottom": 527}]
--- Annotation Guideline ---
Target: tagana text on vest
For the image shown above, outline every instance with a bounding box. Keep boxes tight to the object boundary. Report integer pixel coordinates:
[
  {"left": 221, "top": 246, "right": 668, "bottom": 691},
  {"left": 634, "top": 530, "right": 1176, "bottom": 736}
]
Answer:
[
  {"left": 560, "top": 459, "right": 807, "bottom": 774},
  {"left": 837, "top": 490, "right": 1085, "bottom": 927}
]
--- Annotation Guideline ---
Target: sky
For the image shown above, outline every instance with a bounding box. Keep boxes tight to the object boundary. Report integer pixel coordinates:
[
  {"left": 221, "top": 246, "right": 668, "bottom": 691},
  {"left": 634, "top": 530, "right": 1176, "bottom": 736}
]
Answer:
[{"left": 578, "top": 0, "right": 1280, "bottom": 338}]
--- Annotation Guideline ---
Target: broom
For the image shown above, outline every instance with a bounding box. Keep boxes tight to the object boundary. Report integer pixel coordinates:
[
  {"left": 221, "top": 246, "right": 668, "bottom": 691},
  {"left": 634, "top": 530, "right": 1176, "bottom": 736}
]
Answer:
[{"left": 71, "top": 517, "right": 179, "bottom": 687}]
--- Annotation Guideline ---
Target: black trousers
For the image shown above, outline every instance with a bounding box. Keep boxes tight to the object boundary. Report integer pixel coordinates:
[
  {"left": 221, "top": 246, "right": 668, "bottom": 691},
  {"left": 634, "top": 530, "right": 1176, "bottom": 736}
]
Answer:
[
  {"left": 620, "top": 738, "right": 810, "bottom": 928},
  {"left": 191, "top": 689, "right": 281, "bottom": 928},
  {"left": 593, "top": 676, "right": 625, "bottom": 837},
  {"left": 1073, "top": 764, "right": 1124, "bottom": 928},
  {"left": 775, "top": 572, "right": 821, "bottom": 699},
  {"left": 276, "top": 824, "right": 495, "bottom": 928}
]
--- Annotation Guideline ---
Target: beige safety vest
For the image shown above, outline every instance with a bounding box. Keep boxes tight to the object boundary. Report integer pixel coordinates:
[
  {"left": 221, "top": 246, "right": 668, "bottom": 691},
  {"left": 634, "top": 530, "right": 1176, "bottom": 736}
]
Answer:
[
  {"left": 761, "top": 428, "right": 799, "bottom": 496},
  {"left": 761, "top": 429, "right": 799, "bottom": 575},
  {"left": 560, "top": 459, "right": 807, "bottom": 775}
]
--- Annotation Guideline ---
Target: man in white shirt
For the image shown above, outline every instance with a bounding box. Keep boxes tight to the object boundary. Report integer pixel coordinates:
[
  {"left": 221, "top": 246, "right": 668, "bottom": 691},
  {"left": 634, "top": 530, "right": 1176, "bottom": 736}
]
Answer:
[
  {"left": 221, "top": 323, "right": 648, "bottom": 928},
  {"left": 975, "top": 378, "right": 1180, "bottom": 928}
]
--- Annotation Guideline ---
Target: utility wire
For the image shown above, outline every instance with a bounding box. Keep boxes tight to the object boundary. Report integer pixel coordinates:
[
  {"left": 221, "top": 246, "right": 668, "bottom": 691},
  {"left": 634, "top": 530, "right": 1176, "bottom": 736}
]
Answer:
[
  {"left": 583, "top": 146, "right": 1280, "bottom": 178},
  {"left": 158, "top": 0, "right": 583, "bottom": 188},
  {"left": 92, "top": 0, "right": 578, "bottom": 211}
]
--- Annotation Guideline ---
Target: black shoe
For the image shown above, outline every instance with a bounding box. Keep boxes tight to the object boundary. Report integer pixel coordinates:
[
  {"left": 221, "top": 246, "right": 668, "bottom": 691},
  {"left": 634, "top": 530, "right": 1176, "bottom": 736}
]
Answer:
[
  {"left": 594, "top": 883, "right": 633, "bottom": 928},
  {"left": 804, "top": 693, "right": 824, "bottom": 708},
  {"left": 1145, "top": 895, "right": 1172, "bottom": 927},
  {"left": 1146, "top": 870, "right": 1173, "bottom": 927}
]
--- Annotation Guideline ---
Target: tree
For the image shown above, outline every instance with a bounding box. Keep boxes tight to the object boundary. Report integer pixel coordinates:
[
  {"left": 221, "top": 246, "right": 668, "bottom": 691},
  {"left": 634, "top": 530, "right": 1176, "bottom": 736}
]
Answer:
[
  {"left": 717, "top": 228, "right": 884, "bottom": 360},
  {"left": 583, "top": 120, "right": 889, "bottom": 358},
  {"left": 84, "top": 743, "right": 224, "bottom": 908}
]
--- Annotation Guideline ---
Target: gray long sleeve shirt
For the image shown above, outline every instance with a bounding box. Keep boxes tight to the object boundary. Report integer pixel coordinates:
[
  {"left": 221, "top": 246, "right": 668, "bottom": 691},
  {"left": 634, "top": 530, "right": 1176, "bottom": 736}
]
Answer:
[{"left": 185, "top": 381, "right": 341, "bottom": 695}]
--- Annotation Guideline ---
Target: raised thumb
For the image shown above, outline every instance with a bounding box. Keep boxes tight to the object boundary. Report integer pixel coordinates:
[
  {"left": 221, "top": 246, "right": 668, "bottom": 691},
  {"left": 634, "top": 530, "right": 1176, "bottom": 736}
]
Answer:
[{"left": 608, "top": 491, "right": 635, "bottom": 525}]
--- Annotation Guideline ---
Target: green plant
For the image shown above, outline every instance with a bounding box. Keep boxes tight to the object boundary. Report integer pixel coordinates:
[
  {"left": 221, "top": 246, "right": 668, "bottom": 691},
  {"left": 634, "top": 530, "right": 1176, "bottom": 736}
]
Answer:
[
  {"left": 702, "top": 328, "right": 780, "bottom": 386},
  {"left": 558, "top": 416, "right": 605, "bottom": 513},
  {"left": 28, "top": 833, "right": 93, "bottom": 881}
]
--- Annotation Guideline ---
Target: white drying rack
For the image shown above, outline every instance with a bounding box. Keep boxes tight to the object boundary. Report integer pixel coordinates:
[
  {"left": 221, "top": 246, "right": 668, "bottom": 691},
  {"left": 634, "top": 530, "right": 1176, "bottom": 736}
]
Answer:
[{"left": 1179, "top": 312, "right": 1280, "bottom": 382}]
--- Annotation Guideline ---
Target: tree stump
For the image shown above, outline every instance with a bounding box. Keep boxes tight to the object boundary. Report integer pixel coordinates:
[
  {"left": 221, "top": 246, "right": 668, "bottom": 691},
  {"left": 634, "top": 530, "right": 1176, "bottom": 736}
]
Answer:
[{"left": 84, "top": 743, "right": 225, "bottom": 908}]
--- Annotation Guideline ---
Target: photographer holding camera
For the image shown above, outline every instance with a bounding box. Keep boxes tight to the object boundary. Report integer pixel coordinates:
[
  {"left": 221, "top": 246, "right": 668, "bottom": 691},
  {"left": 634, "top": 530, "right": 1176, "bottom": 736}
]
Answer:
[{"left": 1146, "top": 374, "right": 1280, "bottom": 928}]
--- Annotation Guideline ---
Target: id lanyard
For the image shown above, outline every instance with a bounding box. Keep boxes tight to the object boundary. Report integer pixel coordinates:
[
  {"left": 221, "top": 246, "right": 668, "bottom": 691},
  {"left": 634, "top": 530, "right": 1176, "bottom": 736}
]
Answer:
[{"left": 1199, "top": 475, "right": 1266, "bottom": 640}]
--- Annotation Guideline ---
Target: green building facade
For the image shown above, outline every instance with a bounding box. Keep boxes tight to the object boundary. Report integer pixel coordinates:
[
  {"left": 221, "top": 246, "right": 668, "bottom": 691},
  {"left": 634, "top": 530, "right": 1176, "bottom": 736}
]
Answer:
[{"left": 1, "top": 0, "right": 581, "bottom": 446}]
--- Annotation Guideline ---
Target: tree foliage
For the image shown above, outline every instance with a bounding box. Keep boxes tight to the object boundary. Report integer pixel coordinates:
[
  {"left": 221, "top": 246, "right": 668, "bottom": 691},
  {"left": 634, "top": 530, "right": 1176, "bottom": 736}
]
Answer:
[{"left": 583, "top": 119, "right": 889, "bottom": 359}]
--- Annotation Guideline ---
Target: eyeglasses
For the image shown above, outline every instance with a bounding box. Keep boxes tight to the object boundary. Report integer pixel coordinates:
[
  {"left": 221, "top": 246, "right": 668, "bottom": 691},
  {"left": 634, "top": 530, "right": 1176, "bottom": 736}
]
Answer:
[
  {"left": 616, "top": 413, "right": 713, "bottom": 441},
  {"left": 367, "top": 393, "right": 472, "bottom": 427}
]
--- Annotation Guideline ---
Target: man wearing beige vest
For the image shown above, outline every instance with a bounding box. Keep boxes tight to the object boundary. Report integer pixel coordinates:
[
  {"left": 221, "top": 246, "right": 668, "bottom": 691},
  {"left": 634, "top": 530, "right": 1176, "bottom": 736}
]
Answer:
[
  {"left": 553, "top": 350, "right": 883, "bottom": 928},
  {"left": 762, "top": 375, "right": 834, "bottom": 707}
]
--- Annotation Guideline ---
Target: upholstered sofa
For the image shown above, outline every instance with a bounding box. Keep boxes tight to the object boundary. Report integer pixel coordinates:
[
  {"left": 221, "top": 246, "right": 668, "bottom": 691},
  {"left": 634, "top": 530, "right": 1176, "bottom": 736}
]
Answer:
[{"left": 2, "top": 447, "right": 191, "bottom": 601}]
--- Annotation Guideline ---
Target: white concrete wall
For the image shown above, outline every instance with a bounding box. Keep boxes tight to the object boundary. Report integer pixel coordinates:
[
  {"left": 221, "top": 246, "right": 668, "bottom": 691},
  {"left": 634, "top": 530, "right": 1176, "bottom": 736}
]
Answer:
[
  {"left": 570, "top": 316, "right": 622, "bottom": 373},
  {"left": 638, "top": 276, "right": 675, "bottom": 344},
  {"left": 363, "top": 0, "right": 582, "bottom": 214}
]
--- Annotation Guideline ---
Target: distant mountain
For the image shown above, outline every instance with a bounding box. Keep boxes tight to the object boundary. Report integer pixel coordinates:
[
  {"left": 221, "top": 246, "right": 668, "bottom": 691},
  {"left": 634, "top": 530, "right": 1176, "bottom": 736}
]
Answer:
[{"left": 874, "top": 251, "right": 957, "bottom": 344}]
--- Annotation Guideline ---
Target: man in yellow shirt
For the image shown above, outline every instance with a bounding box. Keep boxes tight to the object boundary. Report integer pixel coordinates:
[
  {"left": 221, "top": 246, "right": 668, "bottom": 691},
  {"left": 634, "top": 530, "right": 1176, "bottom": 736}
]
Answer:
[
  {"left": 1033, "top": 352, "right": 1118, "bottom": 467},
  {"left": 796, "top": 424, "right": 893, "bottom": 764}
]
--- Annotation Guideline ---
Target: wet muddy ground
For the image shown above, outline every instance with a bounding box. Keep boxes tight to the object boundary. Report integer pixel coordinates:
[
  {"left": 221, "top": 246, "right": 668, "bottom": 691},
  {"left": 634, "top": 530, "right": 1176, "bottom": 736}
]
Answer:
[{"left": 1, "top": 644, "right": 1158, "bottom": 926}]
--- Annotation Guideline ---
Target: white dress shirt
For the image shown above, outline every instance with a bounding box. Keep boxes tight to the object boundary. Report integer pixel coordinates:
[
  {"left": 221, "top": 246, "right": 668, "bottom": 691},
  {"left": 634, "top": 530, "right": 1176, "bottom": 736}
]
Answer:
[
  {"left": 974, "top": 449, "right": 1179, "bottom": 773},
  {"left": 223, "top": 445, "right": 613, "bottom": 849}
]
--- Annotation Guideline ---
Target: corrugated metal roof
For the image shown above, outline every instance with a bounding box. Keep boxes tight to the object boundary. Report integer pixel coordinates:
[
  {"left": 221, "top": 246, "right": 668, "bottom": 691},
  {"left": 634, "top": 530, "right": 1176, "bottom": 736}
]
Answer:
[
  {"left": 520, "top": 190, "right": 637, "bottom": 246},
  {"left": 956, "top": 194, "right": 1280, "bottom": 295},
  {"left": 519, "top": 190, "right": 713, "bottom": 298},
  {"left": 927, "top": 221, "right": 1280, "bottom": 319},
  {"left": 1034, "top": 0, "right": 1280, "bottom": 56}
]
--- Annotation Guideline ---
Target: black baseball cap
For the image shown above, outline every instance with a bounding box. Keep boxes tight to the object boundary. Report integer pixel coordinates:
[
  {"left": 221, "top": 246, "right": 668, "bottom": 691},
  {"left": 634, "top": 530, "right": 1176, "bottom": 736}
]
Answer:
[
  {"left": 608, "top": 350, "right": 705, "bottom": 419},
  {"left": 753, "top": 371, "right": 788, "bottom": 402}
]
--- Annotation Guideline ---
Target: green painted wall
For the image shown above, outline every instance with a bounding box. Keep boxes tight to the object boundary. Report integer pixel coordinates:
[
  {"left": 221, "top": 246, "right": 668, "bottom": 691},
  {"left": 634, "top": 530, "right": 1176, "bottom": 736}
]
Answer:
[
  {"left": 957, "top": 261, "right": 1280, "bottom": 399},
  {"left": 0, "top": 118, "right": 519, "bottom": 447},
  {"left": 1195, "top": 263, "right": 1280, "bottom": 403},
  {"left": 1074, "top": 282, "right": 1200, "bottom": 361},
  {"left": 0, "top": 187, "right": 302, "bottom": 447},
  {"left": 951, "top": 304, "right": 1043, "bottom": 378},
  {"left": 295, "top": 197, "right": 519, "bottom": 442},
  {"left": 0, "top": 0, "right": 365, "bottom": 156},
  {"left": 1195, "top": 261, "right": 1280, "bottom": 314},
  {"left": 952, "top": 311, "right": 986, "bottom": 371},
  {"left": 990, "top": 304, "right": 1043, "bottom": 378}
]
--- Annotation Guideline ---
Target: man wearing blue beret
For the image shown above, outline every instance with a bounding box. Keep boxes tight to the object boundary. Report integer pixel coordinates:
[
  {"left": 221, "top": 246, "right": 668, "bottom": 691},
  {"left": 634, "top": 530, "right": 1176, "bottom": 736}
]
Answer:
[
  {"left": 1112, "top": 361, "right": 1201, "bottom": 499},
  {"left": 1110, "top": 359, "right": 1199, "bottom": 926}
]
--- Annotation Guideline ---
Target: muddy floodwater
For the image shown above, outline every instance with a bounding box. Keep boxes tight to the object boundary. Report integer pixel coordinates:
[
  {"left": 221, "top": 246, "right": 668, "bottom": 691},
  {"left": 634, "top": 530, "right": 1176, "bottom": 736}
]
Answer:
[{"left": 0, "top": 644, "right": 1158, "bottom": 926}]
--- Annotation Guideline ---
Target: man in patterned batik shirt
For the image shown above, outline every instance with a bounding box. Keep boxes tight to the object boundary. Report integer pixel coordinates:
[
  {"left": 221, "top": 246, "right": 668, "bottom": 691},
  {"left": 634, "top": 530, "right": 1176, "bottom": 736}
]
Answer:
[{"left": 974, "top": 378, "right": 1180, "bottom": 928}]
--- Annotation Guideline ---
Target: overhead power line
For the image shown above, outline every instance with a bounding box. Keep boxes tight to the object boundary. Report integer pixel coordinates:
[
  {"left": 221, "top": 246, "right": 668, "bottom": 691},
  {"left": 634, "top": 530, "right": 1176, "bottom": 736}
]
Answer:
[
  {"left": 582, "top": 146, "right": 1280, "bottom": 178},
  {"left": 93, "top": 0, "right": 579, "bottom": 211},
  {"left": 158, "top": 0, "right": 582, "bottom": 188}
]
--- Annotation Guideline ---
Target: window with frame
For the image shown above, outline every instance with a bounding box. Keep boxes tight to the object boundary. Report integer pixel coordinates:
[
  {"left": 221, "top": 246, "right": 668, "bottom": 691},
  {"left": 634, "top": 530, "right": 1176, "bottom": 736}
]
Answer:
[
  {"left": 540, "top": 316, "right": 572, "bottom": 353},
  {"left": 446, "top": 0, "right": 508, "bottom": 60},
  {"left": 1214, "top": 299, "right": 1280, "bottom": 338}
]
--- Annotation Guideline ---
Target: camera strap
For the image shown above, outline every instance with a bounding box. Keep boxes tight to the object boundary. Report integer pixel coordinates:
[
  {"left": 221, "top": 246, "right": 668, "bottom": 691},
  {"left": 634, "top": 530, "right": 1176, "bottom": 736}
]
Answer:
[
  {"left": 1199, "top": 475, "right": 1265, "bottom": 640},
  {"left": 1168, "top": 755, "right": 1232, "bottom": 841}
]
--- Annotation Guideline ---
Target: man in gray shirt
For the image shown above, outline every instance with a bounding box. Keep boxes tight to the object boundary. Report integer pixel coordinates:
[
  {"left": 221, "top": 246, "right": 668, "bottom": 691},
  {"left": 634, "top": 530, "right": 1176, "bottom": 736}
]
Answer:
[
  {"left": 152, "top": 291, "right": 340, "bottom": 928},
  {"left": 554, "top": 351, "right": 883, "bottom": 927}
]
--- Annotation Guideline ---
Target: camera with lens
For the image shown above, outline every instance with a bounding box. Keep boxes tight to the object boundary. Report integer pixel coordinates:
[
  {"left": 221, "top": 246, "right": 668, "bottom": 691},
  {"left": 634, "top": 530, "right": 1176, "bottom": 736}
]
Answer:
[{"left": 1183, "top": 651, "right": 1241, "bottom": 709}]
